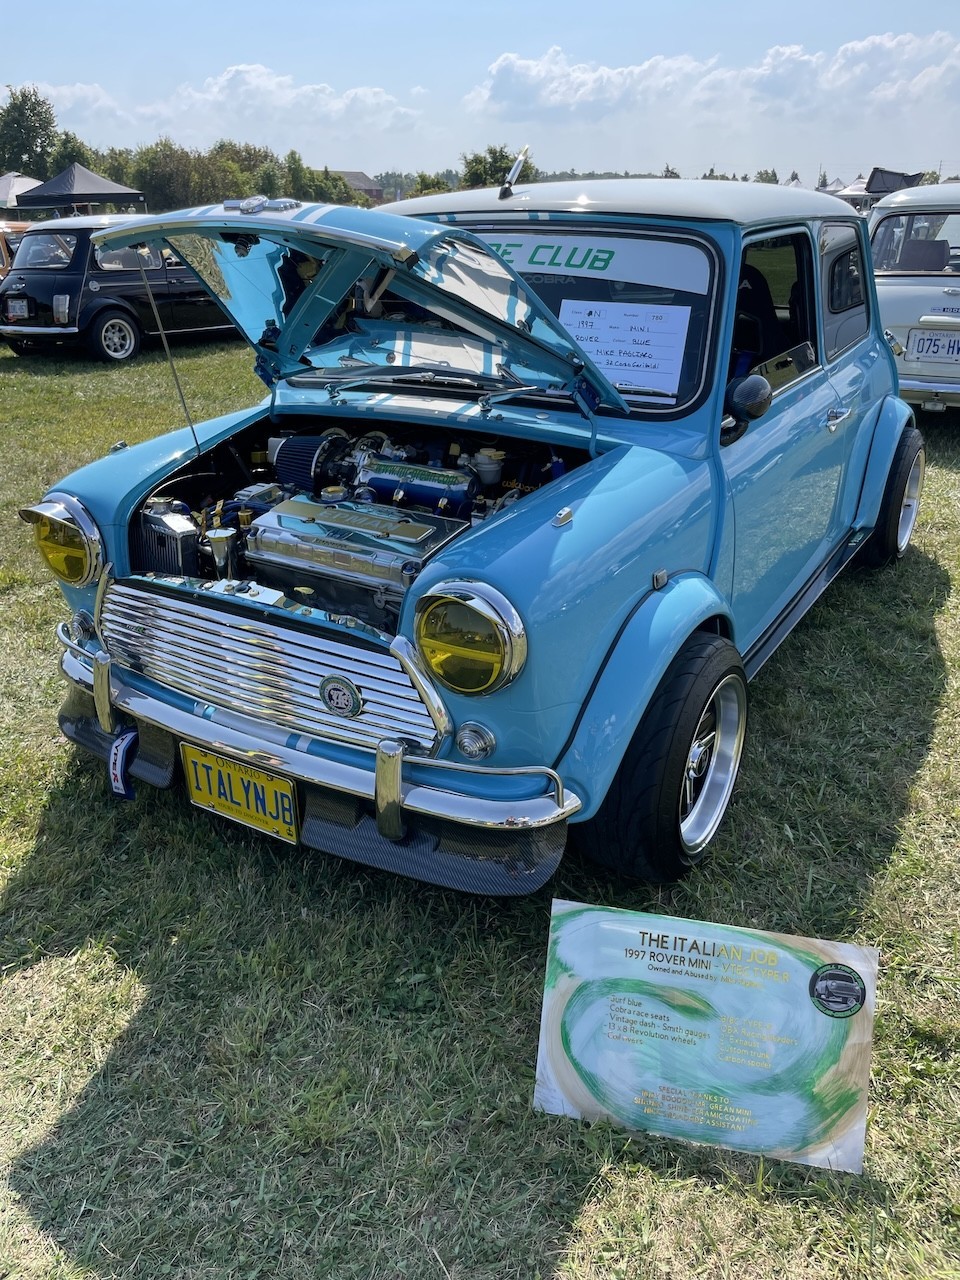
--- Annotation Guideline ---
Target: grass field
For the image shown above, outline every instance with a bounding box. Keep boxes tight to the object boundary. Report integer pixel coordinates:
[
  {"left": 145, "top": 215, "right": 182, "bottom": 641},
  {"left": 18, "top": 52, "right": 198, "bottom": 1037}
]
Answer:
[{"left": 0, "top": 339, "right": 958, "bottom": 1279}]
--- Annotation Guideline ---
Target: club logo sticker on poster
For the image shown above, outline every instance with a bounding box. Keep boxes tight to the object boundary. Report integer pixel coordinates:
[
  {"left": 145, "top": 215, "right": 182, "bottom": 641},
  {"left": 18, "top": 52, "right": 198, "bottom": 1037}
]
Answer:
[{"left": 535, "top": 900, "right": 878, "bottom": 1173}]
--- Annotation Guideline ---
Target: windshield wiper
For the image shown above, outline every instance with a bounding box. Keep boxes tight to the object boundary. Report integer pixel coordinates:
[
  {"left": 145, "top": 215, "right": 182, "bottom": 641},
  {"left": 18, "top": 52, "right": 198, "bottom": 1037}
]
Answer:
[
  {"left": 613, "top": 384, "right": 675, "bottom": 398},
  {"left": 285, "top": 367, "right": 504, "bottom": 400}
]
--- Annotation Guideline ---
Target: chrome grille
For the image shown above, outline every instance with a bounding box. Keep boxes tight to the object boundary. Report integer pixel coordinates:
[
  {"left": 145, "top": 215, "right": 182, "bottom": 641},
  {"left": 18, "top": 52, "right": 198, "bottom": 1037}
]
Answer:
[{"left": 99, "top": 582, "right": 442, "bottom": 753}]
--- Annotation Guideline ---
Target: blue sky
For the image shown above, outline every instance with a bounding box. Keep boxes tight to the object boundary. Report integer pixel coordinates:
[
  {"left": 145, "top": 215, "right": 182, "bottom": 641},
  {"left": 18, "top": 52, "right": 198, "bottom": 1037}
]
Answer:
[{"left": 3, "top": 1, "right": 959, "bottom": 185}]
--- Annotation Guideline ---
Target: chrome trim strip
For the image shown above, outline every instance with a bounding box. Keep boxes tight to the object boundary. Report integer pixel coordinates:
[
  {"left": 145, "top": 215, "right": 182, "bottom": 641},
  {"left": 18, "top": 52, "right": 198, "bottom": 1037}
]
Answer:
[
  {"left": 375, "top": 740, "right": 406, "bottom": 839},
  {"left": 57, "top": 628, "right": 581, "bottom": 831},
  {"left": 0, "top": 325, "right": 80, "bottom": 336},
  {"left": 898, "top": 377, "right": 960, "bottom": 396},
  {"left": 93, "top": 652, "right": 115, "bottom": 733}
]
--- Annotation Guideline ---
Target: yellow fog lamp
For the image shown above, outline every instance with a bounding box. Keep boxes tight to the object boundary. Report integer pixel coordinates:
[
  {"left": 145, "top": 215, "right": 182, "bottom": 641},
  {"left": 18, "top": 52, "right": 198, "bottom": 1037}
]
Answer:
[
  {"left": 415, "top": 582, "right": 526, "bottom": 695},
  {"left": 19, "top": 495, "right": 103, "bottom": 587}
]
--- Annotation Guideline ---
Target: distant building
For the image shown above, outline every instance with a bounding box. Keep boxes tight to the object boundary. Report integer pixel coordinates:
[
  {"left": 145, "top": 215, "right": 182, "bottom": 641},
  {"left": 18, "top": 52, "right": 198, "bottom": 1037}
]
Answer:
[{"left": 334, "top": 172, "right": 384, "bottom": 204}]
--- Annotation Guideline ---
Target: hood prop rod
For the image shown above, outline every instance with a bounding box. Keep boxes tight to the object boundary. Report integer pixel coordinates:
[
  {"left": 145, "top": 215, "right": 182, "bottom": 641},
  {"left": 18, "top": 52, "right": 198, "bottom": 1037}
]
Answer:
[{"left": 134, "top": 248, "right": 201, "bottom": 458}]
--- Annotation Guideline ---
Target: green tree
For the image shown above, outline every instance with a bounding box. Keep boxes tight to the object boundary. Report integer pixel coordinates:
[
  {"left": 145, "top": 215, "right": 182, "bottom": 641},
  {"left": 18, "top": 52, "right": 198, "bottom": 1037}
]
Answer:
[
  {"left": 98, "top": 148, "right": 135, "bottom": 186},
  {"left": 192, "top": 152, "right": 250, "bottom": 204},
  {"left": 920, "top": 171, "right": 940, "bottom": 185},
  {"left": 313, "top": 166, "right": 368, "bottom": 206},
  {"left": 208, "top": 139, "right": 281, "bottom": 173},
  {"left": 48, "top": 130, "right": 95, "bottom": 174},
  {"left": 375, "top": 170, "right": 414, "bottom": 200},
  {"left": 661, "top": 163, "right": 681, "bottom": 179},
  {"left": 460, "top": 145, "right": 537, "bottom": 190},
  {"left": 753, "top": 168, "right": 779, "bottom": 184},
  {"left": 131, "top": 137, "right": 195, "bottom": 211},
  {"left": 284, "top": 150, "right": 312, "bottom": 200},
  {"left": 0, "top": 84, "right": 58, "bottom": 178},
  {"left": 409, "top": 170, "right": 451, "bottom": 197},
  {"left": 789, "top": 169, "right": 800, "bottom": 183},
  {"left": 818, "top": 169, "right": 828, "bottom": 188},
  {"left": 253, "top": 160, "right": 283, "bottom": 198}
]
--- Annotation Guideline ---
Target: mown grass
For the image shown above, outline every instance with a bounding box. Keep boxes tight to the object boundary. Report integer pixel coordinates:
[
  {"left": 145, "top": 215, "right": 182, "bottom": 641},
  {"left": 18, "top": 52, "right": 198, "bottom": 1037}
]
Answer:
[{"left": 0, "top": 340, "right": 958, "bottom": 1279}]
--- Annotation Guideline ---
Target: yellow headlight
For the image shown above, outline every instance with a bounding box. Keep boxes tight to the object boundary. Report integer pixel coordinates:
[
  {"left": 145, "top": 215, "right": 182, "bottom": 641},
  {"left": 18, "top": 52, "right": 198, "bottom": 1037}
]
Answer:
[
  {"left": 415, "top": 583, "right": 526, "bottom": 696},
  {"left": 19, "top": 497, "right": 103, "bottom": 587}
]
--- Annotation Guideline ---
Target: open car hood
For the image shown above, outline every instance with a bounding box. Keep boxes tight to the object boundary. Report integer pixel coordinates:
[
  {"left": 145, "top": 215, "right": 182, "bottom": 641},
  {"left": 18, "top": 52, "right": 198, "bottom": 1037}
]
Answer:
[{"left": 93, "top": 198, "right": 629, "bottom": 415}]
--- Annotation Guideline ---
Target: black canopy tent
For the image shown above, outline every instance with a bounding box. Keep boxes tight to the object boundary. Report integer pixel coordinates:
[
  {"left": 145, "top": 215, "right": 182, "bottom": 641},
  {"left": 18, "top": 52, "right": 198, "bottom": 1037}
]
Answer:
[{"left": 16, "top": 162, "right": 145, "bottom": 211}]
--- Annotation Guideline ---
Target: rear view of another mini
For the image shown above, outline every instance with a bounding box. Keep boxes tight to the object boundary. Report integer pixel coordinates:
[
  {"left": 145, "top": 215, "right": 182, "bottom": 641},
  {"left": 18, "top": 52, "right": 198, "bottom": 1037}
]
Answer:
[{"left": 871, "top": 184, "right": 960, "bottom": 414}]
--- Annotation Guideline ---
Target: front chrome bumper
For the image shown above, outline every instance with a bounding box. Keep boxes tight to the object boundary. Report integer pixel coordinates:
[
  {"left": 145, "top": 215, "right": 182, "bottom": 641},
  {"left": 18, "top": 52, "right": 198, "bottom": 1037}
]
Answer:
[{"left": 57, "top": 625, "right": 581, "bottom": 842}]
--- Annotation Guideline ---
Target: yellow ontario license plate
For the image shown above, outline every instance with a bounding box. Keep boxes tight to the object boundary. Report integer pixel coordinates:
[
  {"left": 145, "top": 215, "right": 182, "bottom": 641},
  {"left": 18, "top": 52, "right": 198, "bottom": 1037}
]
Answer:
[{"left": 180, "top": 744, "right": 298, "bottom": 844}]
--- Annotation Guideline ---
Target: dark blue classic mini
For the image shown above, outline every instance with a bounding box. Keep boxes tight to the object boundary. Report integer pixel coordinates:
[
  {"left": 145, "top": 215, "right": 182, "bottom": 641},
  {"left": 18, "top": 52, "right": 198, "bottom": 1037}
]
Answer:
[
  {"left": 0, "top": 215, "right": 233, "bottom": 360},
  {"left": 21, "top": 183, "right": 923, "bottom": 891}
]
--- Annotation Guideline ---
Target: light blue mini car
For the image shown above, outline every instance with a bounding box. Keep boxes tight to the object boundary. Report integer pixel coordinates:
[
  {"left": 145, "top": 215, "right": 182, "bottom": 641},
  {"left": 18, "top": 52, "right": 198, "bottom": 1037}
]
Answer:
[{"left": 21, "top": 182, "right": 923, "bottom": 893}]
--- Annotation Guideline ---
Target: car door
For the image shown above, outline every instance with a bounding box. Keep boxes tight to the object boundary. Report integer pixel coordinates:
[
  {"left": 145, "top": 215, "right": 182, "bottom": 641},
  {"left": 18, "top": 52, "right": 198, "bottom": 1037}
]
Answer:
[
  {"left": 720, "top": 229, "right": 850, "bottom": 652},
  {"left": 819, "top": 220, "right": 884, "bottom": 529},
  {"left": 91, "top": 241, "right": 175, "bottom": 334},
  {"left": 163, "top": 249, "right": 232, "bottom": 333}
]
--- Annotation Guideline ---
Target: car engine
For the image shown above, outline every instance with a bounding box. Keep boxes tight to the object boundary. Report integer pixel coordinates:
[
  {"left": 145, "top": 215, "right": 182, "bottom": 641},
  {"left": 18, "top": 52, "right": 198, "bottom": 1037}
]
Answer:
[{"left": 130, "top": 422, "right": 584, "bottom": 631}]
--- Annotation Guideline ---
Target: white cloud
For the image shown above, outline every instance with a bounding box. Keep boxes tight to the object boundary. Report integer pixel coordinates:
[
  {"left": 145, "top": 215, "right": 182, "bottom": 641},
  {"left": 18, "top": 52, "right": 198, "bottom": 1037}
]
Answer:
[
  {"left": 20, "top": 34, "right": 960, "bottom": 180},
  {"left": 463, "top": 33, "right": 960, "bottom": 176},
  {"left": 35, "top": 64, "right": 421, "bottom": 166}
]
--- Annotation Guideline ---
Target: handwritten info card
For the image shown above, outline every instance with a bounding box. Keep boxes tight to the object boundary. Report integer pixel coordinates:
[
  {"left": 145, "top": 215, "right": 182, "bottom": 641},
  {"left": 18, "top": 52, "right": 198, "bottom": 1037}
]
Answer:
[{"left": 535, "top": 900, "right": 878, "bottom": 1173}]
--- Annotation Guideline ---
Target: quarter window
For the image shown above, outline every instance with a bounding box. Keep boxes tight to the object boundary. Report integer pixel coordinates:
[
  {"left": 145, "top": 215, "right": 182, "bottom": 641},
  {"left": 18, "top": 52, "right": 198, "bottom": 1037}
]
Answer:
[
  {"left": 821, "top": 224, "right": 869, "bottom": 360},
  {"left": 95, "top": 244, "right": 163, "bottom": 271}
]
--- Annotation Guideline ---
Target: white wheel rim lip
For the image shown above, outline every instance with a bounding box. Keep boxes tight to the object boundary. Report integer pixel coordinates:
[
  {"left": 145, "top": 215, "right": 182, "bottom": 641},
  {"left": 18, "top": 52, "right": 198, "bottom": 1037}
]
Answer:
[
  {"left": 679, "top": 673, "right": 746, "bottom": 857},
  {"left": 897, "top": 450, "right": 925, "bottom": 554}
]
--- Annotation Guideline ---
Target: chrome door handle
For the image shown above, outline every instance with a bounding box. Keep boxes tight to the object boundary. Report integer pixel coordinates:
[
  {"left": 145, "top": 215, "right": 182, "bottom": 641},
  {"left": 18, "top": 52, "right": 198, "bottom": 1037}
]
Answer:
[{"left": 825, "top": 408, "right": 851, "bottom": 432}]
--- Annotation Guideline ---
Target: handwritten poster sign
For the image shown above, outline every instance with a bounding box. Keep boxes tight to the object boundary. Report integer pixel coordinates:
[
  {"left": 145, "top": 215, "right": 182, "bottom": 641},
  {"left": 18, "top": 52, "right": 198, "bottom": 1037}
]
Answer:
[
  {"left": 535, "top": 900, "right": 878, "bottom": 1173},
  {"left": 558, "top": 300, "right": 691, "bottom": 397}
]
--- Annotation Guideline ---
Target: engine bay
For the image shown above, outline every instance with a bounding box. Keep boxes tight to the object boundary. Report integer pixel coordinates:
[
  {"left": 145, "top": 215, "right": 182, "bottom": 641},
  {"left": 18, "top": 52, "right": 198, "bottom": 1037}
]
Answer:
[{"left": 130, "top": 419, "right": 590, "bottom": 631}]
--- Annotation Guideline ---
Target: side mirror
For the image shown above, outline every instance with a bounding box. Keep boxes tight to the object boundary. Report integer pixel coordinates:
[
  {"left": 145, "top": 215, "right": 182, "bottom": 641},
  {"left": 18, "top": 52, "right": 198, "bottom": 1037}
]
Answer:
[{"left": 721, "top": 374, "right": 773, "bottom": 446}]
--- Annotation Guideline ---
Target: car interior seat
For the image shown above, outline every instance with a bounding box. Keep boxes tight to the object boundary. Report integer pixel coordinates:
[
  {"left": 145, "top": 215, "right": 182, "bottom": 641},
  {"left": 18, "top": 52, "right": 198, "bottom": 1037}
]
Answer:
[
  {"left": 731, "top": 263, "right": 783, "bottom": 375},
  {"left": 898, "top": 239, "right": 949, "bottom": 271}
]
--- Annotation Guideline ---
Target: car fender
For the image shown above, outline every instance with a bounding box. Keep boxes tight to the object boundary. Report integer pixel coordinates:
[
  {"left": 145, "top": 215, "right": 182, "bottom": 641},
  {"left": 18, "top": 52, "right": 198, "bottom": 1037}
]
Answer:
[
  {"left": 77, "top": 292, "right": 142, "bottom": 332},
  {"left": 852, "top": 393, "right": 916, "bottom": 532},
  {"left": 555, "top": 571, "right": 734, "bottom": 819}
]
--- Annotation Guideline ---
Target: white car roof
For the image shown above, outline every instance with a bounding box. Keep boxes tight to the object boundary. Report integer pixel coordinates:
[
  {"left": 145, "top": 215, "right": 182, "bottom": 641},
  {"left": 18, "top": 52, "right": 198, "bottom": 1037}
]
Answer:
[
  {"left": 382, "top": 178, "right": 854, "bottom": 226},
  {"left": 21, "top": 213, "right": 145, "bottom": 233},
  {"left": 871, "top": 183, "right": 960, "bottom": 212}
]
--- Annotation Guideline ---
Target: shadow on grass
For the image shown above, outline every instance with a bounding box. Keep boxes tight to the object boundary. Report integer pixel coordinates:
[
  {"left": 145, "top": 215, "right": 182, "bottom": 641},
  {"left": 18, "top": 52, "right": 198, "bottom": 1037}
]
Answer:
[
  {"left": 1, "top": 332, "right": 242, "bottom": 377},
  {"left": 0, "top": 543, "right": 948, "bottom": 1277}
]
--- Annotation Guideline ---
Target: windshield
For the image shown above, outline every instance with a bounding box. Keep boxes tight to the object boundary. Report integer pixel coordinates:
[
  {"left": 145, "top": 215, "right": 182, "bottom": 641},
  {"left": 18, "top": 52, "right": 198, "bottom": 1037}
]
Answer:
[
  {"left": 12, "top": 231, "right": 79, "bottom": 269},
  {"left": 474, "top": 231, "right": 716, "bottom": 408},
  {"left": 871, "top": 211, "right": 960, "bottom": 274}
]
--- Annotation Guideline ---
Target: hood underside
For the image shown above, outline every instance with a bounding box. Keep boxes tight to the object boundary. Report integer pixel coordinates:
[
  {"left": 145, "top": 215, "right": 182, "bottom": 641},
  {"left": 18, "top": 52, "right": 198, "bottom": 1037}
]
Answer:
[{"left": 93, "top": 198, "right": 629, "bottom": 416}]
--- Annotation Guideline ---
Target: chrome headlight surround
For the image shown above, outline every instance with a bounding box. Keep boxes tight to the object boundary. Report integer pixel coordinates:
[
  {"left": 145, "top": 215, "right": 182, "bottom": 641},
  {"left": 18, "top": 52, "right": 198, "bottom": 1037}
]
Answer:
[
  {"left": 414, "top": 580, "right": 527, "bottom": 696},
  {"left": 19, "top": 491, "right": 104, "bottom": 588}
]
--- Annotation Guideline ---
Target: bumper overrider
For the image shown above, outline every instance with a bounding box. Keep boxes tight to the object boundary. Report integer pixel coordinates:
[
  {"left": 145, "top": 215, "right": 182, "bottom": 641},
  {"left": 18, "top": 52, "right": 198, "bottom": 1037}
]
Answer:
[{"left": 56, "top": 624, "right": 581, "bottom": 894}]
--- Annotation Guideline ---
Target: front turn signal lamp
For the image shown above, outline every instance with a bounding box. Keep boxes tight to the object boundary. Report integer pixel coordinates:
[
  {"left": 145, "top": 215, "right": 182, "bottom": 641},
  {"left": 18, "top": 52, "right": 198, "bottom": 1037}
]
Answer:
[
  {"left": 19, "top": 494, "right": 103, "bottom": 587},
  {"left": 415, "top": 582, "right": 526, "bottom": 695}
]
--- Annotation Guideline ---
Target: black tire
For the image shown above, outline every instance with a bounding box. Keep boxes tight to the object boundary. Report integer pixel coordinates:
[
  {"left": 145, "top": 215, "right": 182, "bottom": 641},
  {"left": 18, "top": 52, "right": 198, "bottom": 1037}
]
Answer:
[
  {"left": 86, "top": 310, "right": 141, "bottom": 362},
  {"left": 574, "top": 634, "right": 747, "bottom": 884},
  {"left": 862, "top": 425, "right": 925, "bottom": 567}
]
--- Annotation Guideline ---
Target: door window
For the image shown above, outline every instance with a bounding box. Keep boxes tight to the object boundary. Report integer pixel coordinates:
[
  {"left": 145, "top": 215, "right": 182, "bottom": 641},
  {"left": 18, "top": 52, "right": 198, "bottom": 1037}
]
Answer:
[{"left": 731, "top": 233, "right": 817, "bottom": 391}]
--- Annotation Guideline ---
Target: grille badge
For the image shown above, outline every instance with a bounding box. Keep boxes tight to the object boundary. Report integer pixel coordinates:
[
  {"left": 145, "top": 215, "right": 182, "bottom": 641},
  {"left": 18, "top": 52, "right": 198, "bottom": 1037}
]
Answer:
[{"left": 318, "top": 675, "right": 364, "bottom": 718}]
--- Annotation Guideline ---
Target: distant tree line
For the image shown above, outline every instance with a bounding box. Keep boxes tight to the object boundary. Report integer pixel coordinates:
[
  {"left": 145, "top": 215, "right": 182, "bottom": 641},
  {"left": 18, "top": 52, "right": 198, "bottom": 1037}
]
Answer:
[
  {"left": 2, "top": 86, "right": 954, "bottom": 215},
  {"left": 0, "top": 86, "right": 368, "bottom": 211}
]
